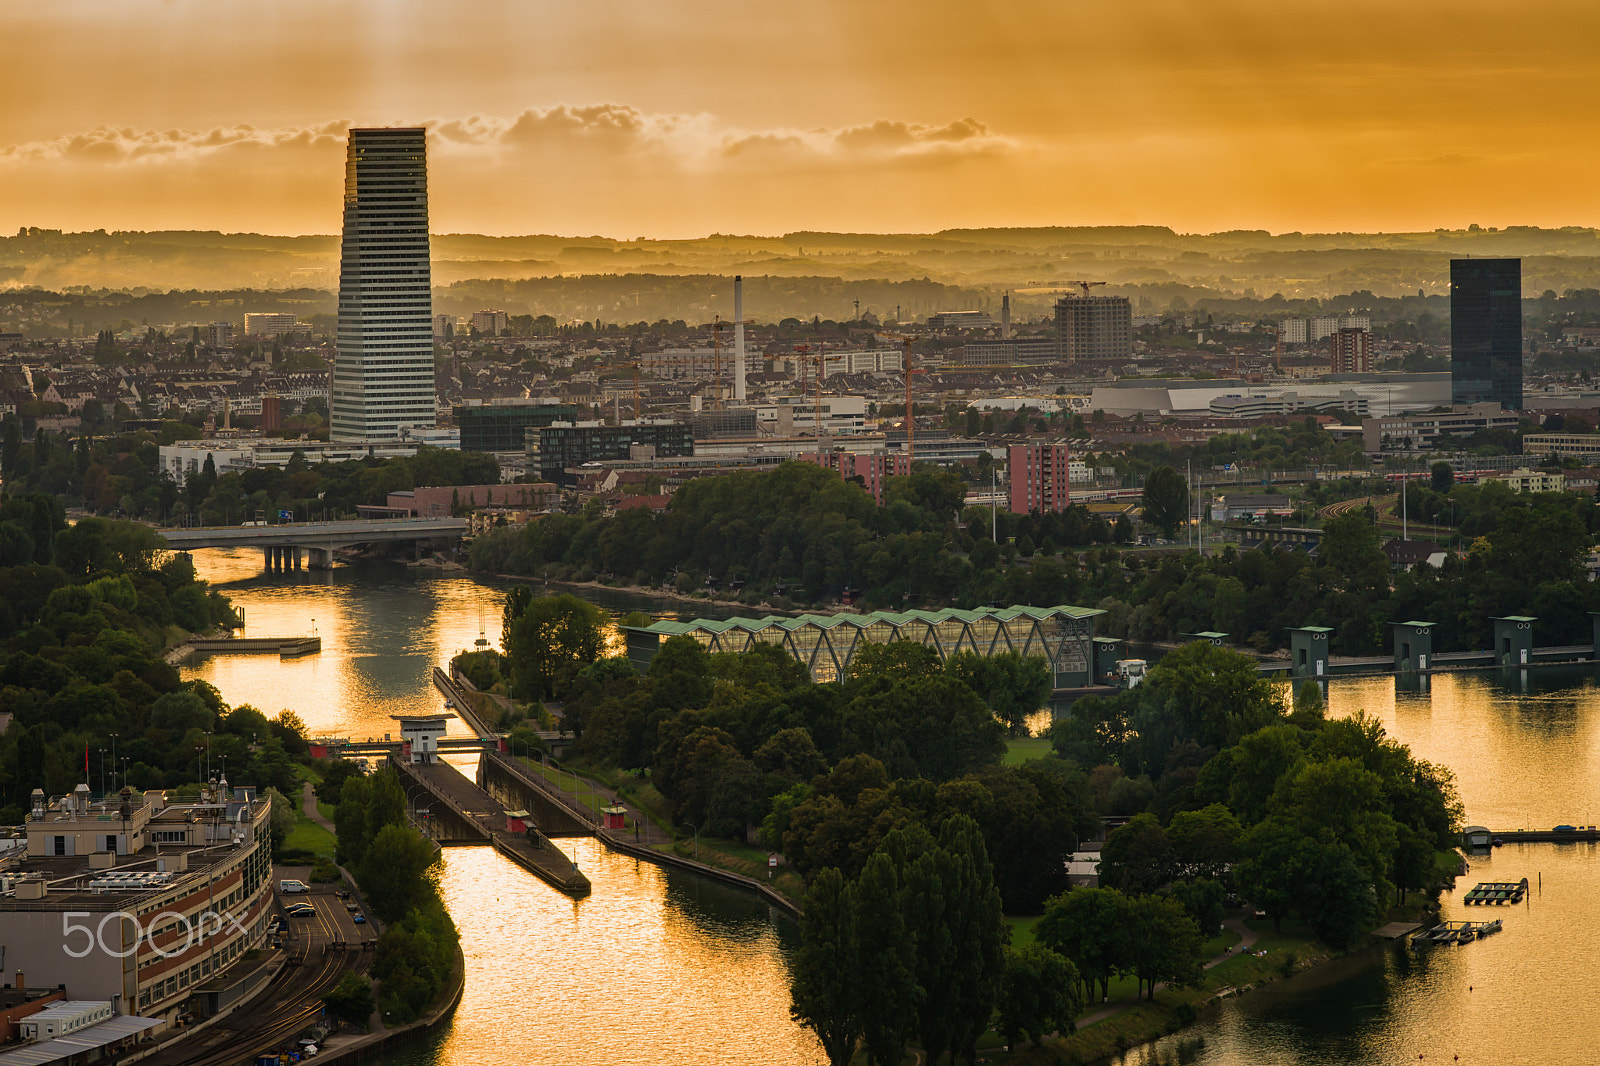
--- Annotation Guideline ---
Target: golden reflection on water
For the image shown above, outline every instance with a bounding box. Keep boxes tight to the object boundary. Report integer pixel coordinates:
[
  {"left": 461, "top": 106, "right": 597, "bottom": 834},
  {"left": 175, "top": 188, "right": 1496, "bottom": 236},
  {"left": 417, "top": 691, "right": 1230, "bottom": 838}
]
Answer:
[
  {"left": 1324, "top": 670, "right": 1600, "bottom": 829},
  {"left": 433, "top": 844, "right": 823, "bottom": 1066}
]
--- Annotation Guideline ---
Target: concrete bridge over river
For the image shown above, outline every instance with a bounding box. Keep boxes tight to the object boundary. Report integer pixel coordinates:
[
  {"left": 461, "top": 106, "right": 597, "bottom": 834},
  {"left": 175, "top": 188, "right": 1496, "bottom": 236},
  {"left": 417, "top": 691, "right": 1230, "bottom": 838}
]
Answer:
[{"left": 158, "top": 516, "right": 467, "bottom": 570}]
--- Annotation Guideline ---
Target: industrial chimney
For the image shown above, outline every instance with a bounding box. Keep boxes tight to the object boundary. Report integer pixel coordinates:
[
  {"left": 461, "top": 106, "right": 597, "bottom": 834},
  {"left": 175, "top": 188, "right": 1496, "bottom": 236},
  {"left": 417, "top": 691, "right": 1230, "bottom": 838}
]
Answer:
[
  {"left": 733, "top": 275, "right": 747, "bottom": 403},
  {"left": 1001, "top": 291, "right": 1012, "bottom": 339}
]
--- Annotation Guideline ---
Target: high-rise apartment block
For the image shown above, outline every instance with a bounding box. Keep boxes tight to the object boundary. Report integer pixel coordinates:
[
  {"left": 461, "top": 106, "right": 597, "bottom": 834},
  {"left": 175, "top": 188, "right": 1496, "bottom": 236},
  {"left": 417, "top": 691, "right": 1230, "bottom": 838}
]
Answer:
[
  {"left": 472, "top": 310, "right": 509, "bottom": 336},
  {"left": 1329, "top": 327, "right": 1372, "bottom": 373},
  {"left": 1008, "top": 443, "right": 1071, "bottom": 515},
  {"left": 1055, "top": 296, "right": 1132, "bottom": 363},
  {"left": 432, "top": 315, "right": 454, "bottom": 342},
  {"left": 332, "top": 127, "right": 435, "bottom": 442},
  {"left": 802, "top": 450, "right": 913, "bottom": 505},
  {"left": 1451, "top": 258, "right": 1522, "bottom": 411}
]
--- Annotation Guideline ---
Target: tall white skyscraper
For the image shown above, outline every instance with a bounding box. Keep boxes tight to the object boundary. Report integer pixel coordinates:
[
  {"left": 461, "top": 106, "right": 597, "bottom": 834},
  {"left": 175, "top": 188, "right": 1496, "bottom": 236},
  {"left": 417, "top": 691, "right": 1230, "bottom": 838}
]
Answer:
[{"left": 332, "top": 127, "right": 435, "bottom": 442}]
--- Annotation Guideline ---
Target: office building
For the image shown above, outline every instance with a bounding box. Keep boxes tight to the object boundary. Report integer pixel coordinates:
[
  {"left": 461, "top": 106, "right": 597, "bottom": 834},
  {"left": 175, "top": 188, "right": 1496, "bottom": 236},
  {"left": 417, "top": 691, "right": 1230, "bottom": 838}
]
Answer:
[
  {"left": 1009, "top": 443, "right": 1071, "bottom": 514},
  {"left": 1055, "top": 295, "right": 1132, "bottom": 363},
  {"left": 1451, "top": 258, "right": 1523, "bottom": 410},
  {"left": 526, "top": 420, "right": 694, "bottom": 486},
  {"left": 956, "top": 337, "right": 1060, "bottom": 366},
  {"left": 1361, "top": 401, "right": 1519, "bottom": 453},
  {"left": 455, "top": 400, "right": 585, "bottom": 452},
  {"left": 332, "top": 127, "right": 435, "bottom": 442},
  {"left": 1329, "top": 327, "right": 1373, "bottom": 373}
]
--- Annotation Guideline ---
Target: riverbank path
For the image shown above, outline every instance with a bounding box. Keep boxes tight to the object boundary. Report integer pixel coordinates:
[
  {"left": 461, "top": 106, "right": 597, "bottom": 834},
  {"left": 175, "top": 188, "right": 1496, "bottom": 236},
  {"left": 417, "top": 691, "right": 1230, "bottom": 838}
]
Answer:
[{"left": 1070, "top": 915, "right": 1259, "bottom": 1027}]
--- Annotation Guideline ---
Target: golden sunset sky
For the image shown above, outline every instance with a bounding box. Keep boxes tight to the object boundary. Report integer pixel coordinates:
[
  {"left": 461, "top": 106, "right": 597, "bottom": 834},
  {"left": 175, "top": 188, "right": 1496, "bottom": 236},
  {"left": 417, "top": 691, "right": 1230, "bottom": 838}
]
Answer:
[{"left": 3, "top": 0, "right": 1597, "bottom": 237}]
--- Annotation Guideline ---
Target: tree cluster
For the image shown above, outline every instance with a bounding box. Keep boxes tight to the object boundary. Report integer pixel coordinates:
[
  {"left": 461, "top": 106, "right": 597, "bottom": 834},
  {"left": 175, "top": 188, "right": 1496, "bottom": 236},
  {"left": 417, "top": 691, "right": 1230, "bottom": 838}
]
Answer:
[
  {"left": 1049, "top": 644, "right": 1463, "bottom": 950},
  {"left": 333, "top": 766, "right": 460, "bottom": 1023},
  {"left": 790, "top": 816, "right": 1007, "bottom": 1066},
  {"left": 0, "top": 499, "right": 303, "bottom": 820}
]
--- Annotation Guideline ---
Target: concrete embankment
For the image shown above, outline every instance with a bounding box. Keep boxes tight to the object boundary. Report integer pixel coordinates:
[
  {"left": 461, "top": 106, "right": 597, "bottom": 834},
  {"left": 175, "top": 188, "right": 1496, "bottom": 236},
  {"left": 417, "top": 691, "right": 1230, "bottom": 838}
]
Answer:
[{"left": 597, "top": 829, "right": 800, "bottom": 917}]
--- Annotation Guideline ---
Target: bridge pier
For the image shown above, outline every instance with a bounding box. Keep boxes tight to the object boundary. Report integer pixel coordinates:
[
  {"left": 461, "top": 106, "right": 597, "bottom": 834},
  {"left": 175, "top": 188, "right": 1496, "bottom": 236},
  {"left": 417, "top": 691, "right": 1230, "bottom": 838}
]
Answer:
[{"left": 307, "top": 546, "right": 335, "bottom": 570}]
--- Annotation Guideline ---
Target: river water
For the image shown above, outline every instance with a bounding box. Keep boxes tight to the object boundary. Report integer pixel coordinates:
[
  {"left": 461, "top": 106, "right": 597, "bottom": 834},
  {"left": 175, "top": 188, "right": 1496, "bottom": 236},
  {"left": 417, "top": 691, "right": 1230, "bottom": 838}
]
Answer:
[{"left": 182, "top": 550, "right": 1600, "bottom": 1065}]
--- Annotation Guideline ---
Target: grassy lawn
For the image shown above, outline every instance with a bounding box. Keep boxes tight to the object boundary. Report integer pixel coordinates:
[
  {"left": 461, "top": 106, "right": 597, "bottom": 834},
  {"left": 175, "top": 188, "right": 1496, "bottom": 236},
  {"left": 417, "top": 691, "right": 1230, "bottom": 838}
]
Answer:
[
  {"left": 283, "top": 817, "right": 336, "bottom": 857},
  {"left": 1003, "top": 738, "right": 1052, "bottom": 766}
]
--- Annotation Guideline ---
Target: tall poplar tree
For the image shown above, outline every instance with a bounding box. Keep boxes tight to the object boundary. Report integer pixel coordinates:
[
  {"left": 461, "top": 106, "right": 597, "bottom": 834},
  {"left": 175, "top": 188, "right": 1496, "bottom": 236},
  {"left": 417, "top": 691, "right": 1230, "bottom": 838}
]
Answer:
[{"left": 789, "top": 868, "right": 861, "bottom": 1066}]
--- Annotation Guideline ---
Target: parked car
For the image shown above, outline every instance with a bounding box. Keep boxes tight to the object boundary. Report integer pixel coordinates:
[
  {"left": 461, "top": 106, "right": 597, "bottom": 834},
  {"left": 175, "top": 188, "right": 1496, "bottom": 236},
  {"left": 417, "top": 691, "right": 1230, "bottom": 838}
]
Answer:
[{"left": 279, "top": 879, "right": 310, "bottom": 894}]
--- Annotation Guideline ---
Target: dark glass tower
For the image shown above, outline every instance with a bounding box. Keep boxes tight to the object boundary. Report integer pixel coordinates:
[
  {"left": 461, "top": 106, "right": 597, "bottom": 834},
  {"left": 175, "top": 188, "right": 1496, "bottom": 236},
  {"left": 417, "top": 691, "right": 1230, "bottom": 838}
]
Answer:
[
  {"left": 332, "top": 128, "right": 435, "bottom": 441},
  {"left": 1450, "top": 258, "right": 1522, "bottom": 410}
]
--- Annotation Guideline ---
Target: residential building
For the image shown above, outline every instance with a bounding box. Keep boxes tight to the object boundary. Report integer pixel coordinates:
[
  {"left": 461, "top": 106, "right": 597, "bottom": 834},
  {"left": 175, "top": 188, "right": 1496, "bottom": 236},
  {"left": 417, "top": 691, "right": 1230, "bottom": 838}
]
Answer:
[
  {"left": 1279, "top": 318, "right": 1308, "bottom": 344},
  {"left": 525, "top": 420, "right": 694, "bottom": 486},
  {"left": 1008, "top": 443, "right": 1071, "bottom": 514},
  {"left": 801, "top": 450, "right": 913, "bottom": 504},
  {"left": 1361, "top": 401, "right": 1520, "bottom": 453},
  {"left": 455, "top": 400, "right": 585, "bottom": 452},
  {"left": 432, "top": 315, "right": 454, "bottom": 343},
  {"left": 471, "top": 310, "right": 509, "bottom": 337},
  {"left": 258, "top": 394, "right": 282, "bottom": 432},
  {"left": 1485, "top": 467, "right": 1565, "bottom": 493},
  {"left": 242, "top": 313, "right": 298, "bottom": 337},
  {"left": 202, "top": 322, "right": 234, "bottom": 350},
  {"left": 1451, "top": 257, "right": 1523, "bottom": 410},
  {"left": 332, "top": 127, "right": 435, "bottom": 441},
  {"left": 1055, "top": 295, "right": 1132, "bottom": 363},
  {"left": 1329, "top": 327, "right": 1372, "bottom": 373}
]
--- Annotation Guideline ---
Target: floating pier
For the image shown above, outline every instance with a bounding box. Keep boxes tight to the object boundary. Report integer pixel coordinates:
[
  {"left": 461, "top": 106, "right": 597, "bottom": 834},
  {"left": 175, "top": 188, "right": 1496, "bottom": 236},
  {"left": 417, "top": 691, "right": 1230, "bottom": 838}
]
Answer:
[
  {"left": 1463, "top": 878, "right": 1530, "bottom": 905},
  {"left": 1411, "top": 920, "right": 1504, "bottom": 947}
]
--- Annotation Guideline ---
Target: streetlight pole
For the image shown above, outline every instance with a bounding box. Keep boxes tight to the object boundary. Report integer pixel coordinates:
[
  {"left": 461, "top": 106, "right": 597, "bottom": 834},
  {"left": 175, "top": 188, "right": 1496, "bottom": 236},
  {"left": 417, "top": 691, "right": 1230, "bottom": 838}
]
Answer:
[
  {"left": 109, "top": 733, "right": 118, "bottom": 790},
  {"left": 687, "top": 823, "right": 700, "bottom": 861},
  {"left": 98, "top": 749, "right": 106, "bottom": 797}
]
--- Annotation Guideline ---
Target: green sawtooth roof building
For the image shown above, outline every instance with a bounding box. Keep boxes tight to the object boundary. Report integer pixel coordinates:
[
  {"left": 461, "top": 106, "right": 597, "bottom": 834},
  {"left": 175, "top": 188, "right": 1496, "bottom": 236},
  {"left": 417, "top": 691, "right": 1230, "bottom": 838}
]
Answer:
[{"left": 622, "top": 603, "right": 1105, "bottom": 686}]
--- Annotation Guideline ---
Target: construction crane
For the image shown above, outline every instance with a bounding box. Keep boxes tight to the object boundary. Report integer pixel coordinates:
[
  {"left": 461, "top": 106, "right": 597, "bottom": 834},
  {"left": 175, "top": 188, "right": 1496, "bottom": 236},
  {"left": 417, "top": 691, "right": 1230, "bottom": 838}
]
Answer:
[
  {"left": 698, "top": 314, "right": 756, "bottom": 410},
  {"left": 1070, "top": 280, "right": 1107, "bottom": 297},
  {"left": 793, "top": 343, "right": 826, "bottom": 441},
  {"left": 878, "top": 332, "right": 919, "bottom": 465}
]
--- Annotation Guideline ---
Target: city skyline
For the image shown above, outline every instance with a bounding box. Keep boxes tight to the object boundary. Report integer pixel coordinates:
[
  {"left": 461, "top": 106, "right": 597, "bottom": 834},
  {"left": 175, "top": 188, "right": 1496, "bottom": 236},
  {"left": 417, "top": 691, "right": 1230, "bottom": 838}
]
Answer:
[{"left": 4, "top": 0, "right": 1599, "bottom": 238}]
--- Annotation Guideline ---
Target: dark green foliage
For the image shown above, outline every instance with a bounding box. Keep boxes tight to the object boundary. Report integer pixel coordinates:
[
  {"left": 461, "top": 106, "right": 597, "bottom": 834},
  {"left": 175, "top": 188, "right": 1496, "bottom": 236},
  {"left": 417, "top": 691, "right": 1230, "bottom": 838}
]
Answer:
[
  {"left": 1141, "top": 465, "right": 1189, "bottom": 538},
  {"left": 504, "top": 593, "right": 607, "bottom": 701},
  {"left": 998, "top": 943, "right": 1082, "bottom": 1049},
  {"left": 789, "top": 868, "right": 861, "bottom": 1066},
  {"left": 322, "top": 972, "right": 375, "bottom": 1028}
]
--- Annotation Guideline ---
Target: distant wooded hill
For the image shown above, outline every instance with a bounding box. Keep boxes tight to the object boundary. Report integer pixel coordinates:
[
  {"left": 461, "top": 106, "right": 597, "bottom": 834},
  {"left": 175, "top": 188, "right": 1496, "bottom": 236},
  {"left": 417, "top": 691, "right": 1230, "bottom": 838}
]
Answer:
[{"left": 7, "top": 225, "right": 1600, "bottom": 331}]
